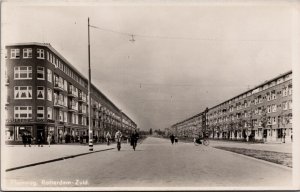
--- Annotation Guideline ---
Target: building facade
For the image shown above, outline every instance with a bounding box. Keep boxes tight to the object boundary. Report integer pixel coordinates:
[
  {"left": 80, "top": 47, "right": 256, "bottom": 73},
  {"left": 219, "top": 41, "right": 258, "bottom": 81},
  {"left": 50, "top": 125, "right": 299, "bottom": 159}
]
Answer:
[
  {"left": 4, "top": 43, "right": 137, "bottom": 144},
  {"left": 170, "top": 71, "right": 292, "bottom": 143}
]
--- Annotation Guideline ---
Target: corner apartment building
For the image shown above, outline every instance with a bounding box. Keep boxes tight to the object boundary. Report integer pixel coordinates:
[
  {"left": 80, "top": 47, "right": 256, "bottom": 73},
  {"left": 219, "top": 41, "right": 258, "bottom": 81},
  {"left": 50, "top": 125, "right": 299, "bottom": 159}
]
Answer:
[
  {"left": 4, "top": 42, "right": 137, "bottom": 144},
  {"left": 170, "top": 71, "right": 292, "bottom": 143}
]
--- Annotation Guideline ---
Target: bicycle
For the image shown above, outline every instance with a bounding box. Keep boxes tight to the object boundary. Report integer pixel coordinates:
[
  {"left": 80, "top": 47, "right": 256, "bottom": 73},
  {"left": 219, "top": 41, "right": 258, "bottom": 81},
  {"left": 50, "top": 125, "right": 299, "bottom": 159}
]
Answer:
[{"left": 194, "top": 137, "right": 209, "bottom": 146}]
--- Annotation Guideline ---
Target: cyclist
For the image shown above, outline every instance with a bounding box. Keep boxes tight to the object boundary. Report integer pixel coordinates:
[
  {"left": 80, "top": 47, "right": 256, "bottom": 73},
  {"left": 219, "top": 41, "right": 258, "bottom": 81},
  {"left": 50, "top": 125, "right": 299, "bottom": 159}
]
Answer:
[
  {"left": 115, "top": 130, "right": 122, "bottom": 151},
  {"left": 130, "top": 129, "right": 139, "bottom": 151}
]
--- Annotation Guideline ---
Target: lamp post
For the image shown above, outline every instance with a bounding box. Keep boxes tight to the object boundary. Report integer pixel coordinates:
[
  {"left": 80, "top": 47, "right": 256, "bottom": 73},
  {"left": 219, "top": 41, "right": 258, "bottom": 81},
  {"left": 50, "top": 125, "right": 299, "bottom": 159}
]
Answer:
[{"left": 88, "top": 17, "right": 93, "bottom": 151}]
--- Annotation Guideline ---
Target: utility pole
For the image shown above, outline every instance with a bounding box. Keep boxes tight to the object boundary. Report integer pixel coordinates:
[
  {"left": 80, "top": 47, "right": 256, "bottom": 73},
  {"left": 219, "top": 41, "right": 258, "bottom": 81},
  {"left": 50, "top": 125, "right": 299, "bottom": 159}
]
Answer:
[{"left": 88, "top": 17, "right": 93, "bottom": 151}]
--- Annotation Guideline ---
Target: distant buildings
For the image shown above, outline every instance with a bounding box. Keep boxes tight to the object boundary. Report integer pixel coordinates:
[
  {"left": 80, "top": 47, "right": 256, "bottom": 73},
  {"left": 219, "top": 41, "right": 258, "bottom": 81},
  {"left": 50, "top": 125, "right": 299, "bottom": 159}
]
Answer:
[
  {"left": 4, "top": 43, "right": 137, "bottom": 144},
  {"left": 170, "top": 71, "right": 292, "bottom": 143}
]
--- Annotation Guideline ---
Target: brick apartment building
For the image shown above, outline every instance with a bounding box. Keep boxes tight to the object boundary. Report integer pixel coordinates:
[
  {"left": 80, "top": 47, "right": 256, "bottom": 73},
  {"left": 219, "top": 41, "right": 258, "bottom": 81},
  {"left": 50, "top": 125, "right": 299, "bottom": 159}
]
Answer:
[
  {"left": 4, "top": 42, "right": 137, "bottom": 144},
  {"left": 170, "top": 71, "right": 292, "bottom": 143}
]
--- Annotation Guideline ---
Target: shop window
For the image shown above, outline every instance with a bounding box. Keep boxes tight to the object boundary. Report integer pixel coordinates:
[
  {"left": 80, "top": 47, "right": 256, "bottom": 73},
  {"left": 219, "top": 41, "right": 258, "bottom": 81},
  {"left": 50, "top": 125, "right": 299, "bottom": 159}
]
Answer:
[
  {"left": 5, "top": 127, "right": 14, "bottom": 140},
  {"left": 15, "top": 126, "right": 33, "bottom": 141}
]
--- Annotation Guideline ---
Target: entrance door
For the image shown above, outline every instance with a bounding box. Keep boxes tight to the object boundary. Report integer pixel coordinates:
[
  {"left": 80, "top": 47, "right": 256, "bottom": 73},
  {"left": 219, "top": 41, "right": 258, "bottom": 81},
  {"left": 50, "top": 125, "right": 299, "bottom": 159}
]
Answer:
[{"left": 37, "top": 125, "right": 45, "bottom": 143}]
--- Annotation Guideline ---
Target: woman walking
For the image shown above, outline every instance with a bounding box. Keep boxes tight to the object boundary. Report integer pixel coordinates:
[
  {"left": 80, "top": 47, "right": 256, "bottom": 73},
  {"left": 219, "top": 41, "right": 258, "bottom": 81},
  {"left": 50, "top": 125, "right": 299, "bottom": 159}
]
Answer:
[{"left": 47, "top": 133, "right": 52, "bottom": 147}]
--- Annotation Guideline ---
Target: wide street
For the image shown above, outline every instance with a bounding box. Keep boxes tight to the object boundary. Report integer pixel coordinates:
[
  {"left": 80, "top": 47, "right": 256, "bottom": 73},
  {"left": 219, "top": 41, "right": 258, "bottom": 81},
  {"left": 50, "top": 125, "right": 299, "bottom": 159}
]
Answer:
[{"left": 3, "top": 137, "right": 292, "bottom": 189}]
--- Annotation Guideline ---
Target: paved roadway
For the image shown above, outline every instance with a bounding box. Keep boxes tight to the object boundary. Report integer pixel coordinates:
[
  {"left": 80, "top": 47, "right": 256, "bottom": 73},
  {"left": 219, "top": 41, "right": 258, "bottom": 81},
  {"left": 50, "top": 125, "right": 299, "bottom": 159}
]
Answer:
[{"left": 3, "top": 137, "right": 292, "bottom": 189}]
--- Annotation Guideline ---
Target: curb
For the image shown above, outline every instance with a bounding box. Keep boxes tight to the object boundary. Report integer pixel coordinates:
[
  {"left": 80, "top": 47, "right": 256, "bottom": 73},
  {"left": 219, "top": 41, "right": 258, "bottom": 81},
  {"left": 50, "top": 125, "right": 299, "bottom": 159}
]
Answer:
[
  {"left": 212, "top": 147, "right": 292, "bottom": 171},
  {"left": 5, "top": 147, "right": 115, "bottom": 172}
]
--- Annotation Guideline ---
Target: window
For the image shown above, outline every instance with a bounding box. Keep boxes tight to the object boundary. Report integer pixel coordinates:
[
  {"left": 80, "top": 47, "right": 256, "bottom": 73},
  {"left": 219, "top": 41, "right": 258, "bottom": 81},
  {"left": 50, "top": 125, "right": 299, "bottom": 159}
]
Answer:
[
  {"left": 37, "top": 106, "right": 44, "bottom": 120},
  {"left": 37, "top": 49, "right": 45, "bottom": 59},
  {"left": 14, "top": 86, "right": 32, "bottom": 99},
  {"left": 272, "top": 117, "right": 276, "bottom": 125},
  {"left": 59, "top": 110, "right": 63, "bottom": 121},
  {"left": 267, "top": 106, "right": 271, "bottom": 113},
  {"left": 47, "top": 88, "right": 52, "bottom": 101},
  {"left": 14, "top": 106, "right": 32, "bottom": 119},
  {"left": 14, "top": 66, "right": 32, "bottom": 79},
  {"left": 64, "top": 111, "right": 68, "bottom": 122},
  {"left": 64, "top": 95, "right": 68, "bottom": 107},
  {"left": 59, "top": 61, "right": 63, "bottom": 70},
  {"left": 47, "top": 69, "right": 52, "bottom": 82},
  {"left": 47, "top": 52, "right": 49, "bottom": 61},
  {"left": 37, "top": 86, "right": 45, "bottom": 99},
  {"left": 266, "top": 93, "right": 270, "bottom": 101},
  {"left": 254, "top": 98, "right": 258, "bottom": 105},
  {"left": 47, "top": 107, "right": 53, "bottom": 119},
  {"left": 271, "top": 91, "right": 276, "bottom": 100},
  {"left": 288, "top": 100, "right": 292, "bottom": 109},
  {"left": 23, "top": 48, "right": 32, "bottom": 58},
  {"left": 37, "top": 66, "right": 45, "bottom": 80},
  {"left": 11, "top": 49, "right": 20, "bottom": 59},
  {"left": 64, "top": 80, "right": 68, "bottom": 91},
  {"left": 283, "top": 87, "right": 288, "bottom": 97},
  {"left": 258, "top": 107, "right": 262, "bottom": 115},
  {"left": 258, "top": 95, "right": 262, "bottom": 103},
  {"left": 288, "top": 85, "right": 292, "bottom": 95},
  {"left": 283, "top": 101, "right": 288, "bottom": 110},
  {"left": 272, "top": 104, "right": 277, "bottom": 112},
  {"left": 50, "top": 54, "right": 53, "bottom": 63}
]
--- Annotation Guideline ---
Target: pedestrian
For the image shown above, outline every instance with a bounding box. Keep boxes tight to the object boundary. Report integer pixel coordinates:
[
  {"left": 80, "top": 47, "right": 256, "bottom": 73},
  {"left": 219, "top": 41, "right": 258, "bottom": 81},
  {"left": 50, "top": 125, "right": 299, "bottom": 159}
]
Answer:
[
  {"left": 37, "top": 132, "right": 44, "bottom": 147},
  {"left": 22, "top": 132, "right": 27, "bottom": 147},
  {"left": 47, "top": 134, "right": 52, "bottom": 147},
  {"left": 130, "top": 130, "right": 139, "bottom": 151},
  {"left": 170, "top": 134, "right": 175, "bottom": 145},
  {"left": 106, "top": 132, "right": 111, "bottom": 145},
  {"left": 27, "top": 133, "right": 32, "bottom": 147},
  {"left": 174, "top": 136, "right": 178, "bottom": 144},
  {"left": 115, "top": 130, "right": 123, "bottom": 151}
]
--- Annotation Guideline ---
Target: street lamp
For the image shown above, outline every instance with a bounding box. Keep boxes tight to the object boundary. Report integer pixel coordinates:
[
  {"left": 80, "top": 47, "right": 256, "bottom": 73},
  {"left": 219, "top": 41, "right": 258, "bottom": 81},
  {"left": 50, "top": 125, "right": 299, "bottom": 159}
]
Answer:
[{"left": 88, "top": 17, "right": 93, "bottom": 151}]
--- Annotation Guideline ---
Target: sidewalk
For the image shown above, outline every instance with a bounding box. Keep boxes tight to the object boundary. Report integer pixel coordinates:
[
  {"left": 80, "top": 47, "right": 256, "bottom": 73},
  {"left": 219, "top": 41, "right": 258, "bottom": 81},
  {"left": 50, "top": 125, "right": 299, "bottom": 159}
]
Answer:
[
  {"left": 209, "top": 140, "right": 292, "bottom": 153},
  {"left": 2, "top": 143, "right": 116, "bottom": 171}
]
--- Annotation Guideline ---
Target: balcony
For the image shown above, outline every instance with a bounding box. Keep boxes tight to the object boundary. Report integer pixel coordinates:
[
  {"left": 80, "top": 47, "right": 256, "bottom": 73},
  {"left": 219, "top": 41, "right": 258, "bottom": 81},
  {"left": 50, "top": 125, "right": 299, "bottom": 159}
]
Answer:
[
  {"left": 68, "top": 90, "right": 77, "bottom": 98},
  {"left": 68, "top": 105, "right": 77, "bottom": 112},
  {"left": 54, "top": 100, "right": 64, "bottom": 108},
  {"left": 78, "top": 96, "right": 86, "bottom": 103},
  {"left": 92, "top": 104, "right": 98, "bottom": 109},
  {"left": 78, "top": 109, "right": 86, "bottom": 115},
  {"left": 54, "top": 82, "right": 64, "bottom": 92}
]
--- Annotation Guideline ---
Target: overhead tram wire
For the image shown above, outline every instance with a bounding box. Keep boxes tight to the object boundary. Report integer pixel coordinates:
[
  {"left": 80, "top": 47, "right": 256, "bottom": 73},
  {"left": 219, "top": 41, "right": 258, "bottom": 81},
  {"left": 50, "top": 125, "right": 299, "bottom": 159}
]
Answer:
[{"left": 89, "top": 24, "right": 288, "bottom": 42}]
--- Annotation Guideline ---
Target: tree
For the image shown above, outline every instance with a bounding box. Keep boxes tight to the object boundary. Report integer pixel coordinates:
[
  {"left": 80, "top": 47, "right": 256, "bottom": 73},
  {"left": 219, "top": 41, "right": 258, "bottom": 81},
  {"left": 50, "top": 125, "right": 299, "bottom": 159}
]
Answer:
[
  {"left": 260, "top": 106, "right": 268, "bottom": 142},
  {"left": 149, "top": 128, "right": 153, "bottom": 135},
  {"left": 245, "top": 109, "right": 254, "bottom": 142}
]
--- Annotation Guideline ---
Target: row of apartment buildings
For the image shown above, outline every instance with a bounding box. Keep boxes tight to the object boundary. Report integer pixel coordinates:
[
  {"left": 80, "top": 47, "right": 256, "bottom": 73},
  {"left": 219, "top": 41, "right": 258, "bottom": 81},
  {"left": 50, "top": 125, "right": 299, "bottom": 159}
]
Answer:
[
  {"left": 169, "top": 70, "right": 293, "bottom": 143},
  {"left": 4, "top": 42, "right": 137, "bottom": 144}
]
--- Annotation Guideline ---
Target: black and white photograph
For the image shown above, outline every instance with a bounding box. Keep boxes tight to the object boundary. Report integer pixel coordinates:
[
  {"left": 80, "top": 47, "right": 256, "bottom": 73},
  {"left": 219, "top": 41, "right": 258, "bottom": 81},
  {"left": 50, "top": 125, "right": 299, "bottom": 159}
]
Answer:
[{"left": 1, "top": 0, "right": 300, "bottom": 191}]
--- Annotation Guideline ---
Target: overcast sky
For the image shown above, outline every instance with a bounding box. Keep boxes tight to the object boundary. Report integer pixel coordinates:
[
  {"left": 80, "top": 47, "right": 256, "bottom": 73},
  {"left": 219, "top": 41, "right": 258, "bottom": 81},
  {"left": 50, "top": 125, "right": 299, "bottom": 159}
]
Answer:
[{"left": 2, "top": 0, "right": 294, "bottom": 130}]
